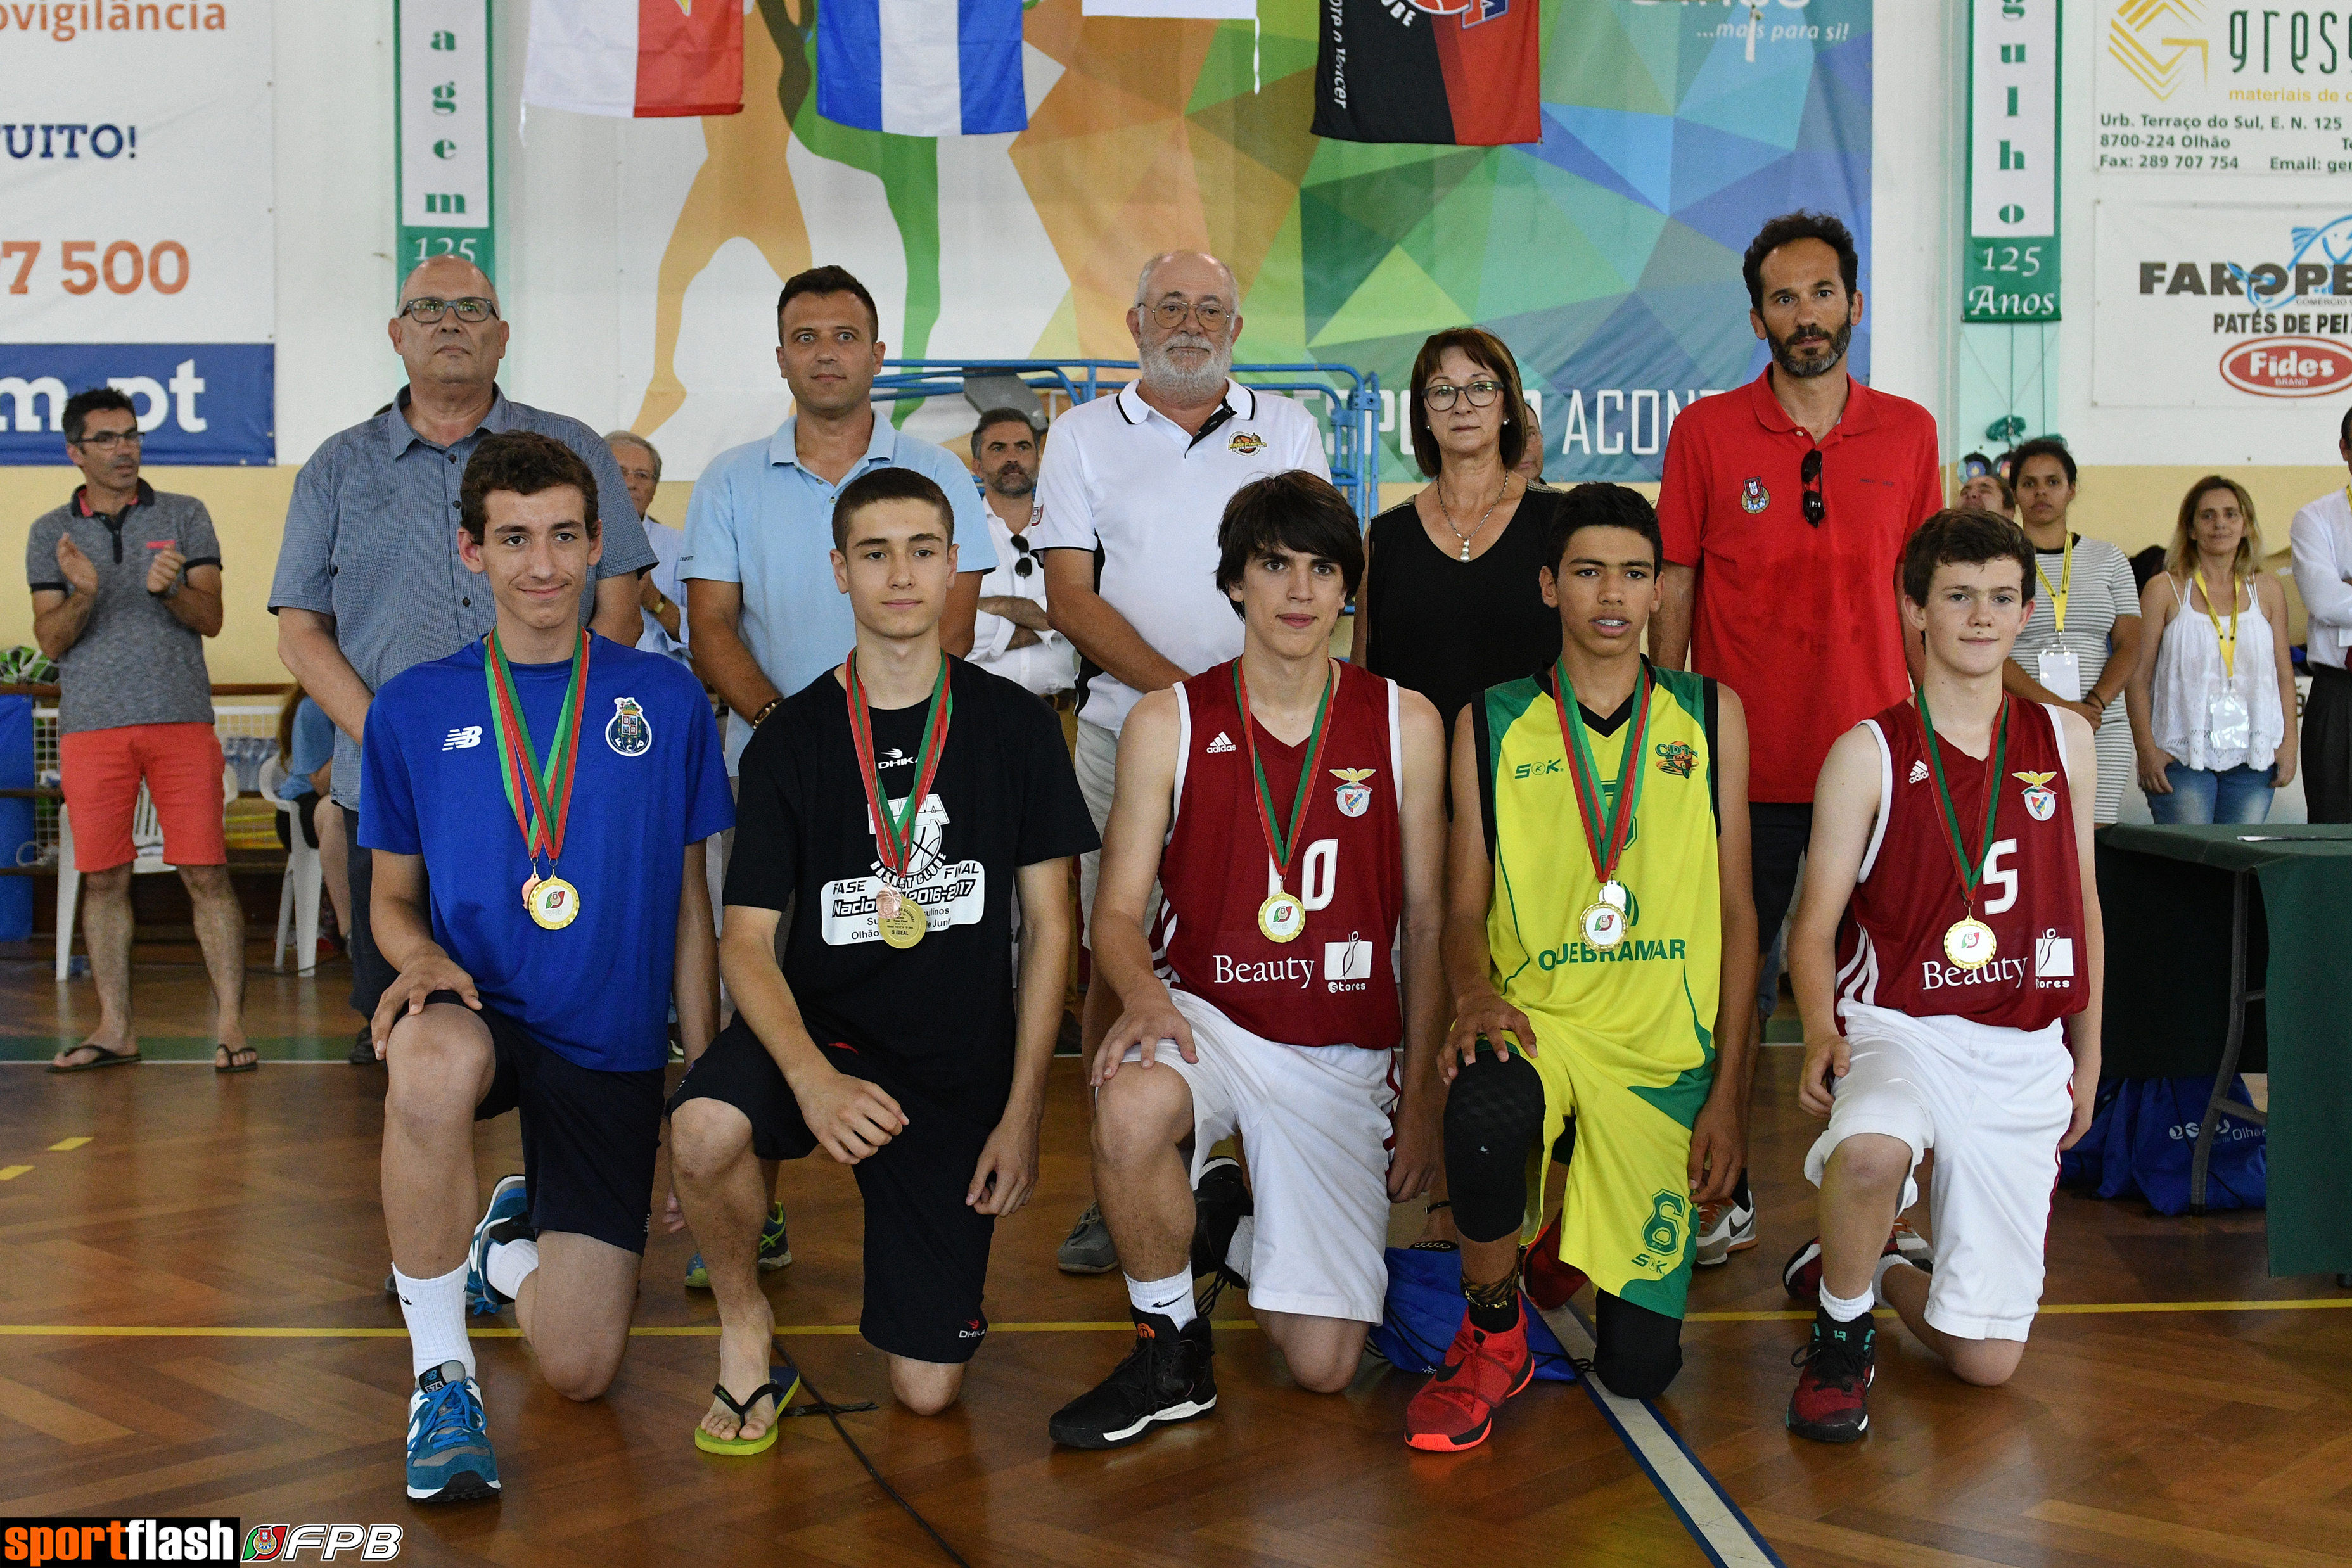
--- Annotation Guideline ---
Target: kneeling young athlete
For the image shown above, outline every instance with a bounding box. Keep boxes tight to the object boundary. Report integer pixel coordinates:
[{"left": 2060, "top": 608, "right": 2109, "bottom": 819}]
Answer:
[
  {"left": 1050, "top": 470, "right": 1448, "bottom": 1449},
  {"left": 1412, "top": 483, "right": 1755, "bottom": 1451},
  {"left": 668, "top": 467, "right": 1095, "bottom": 1448},
  {"left": 1783, "top": 507, "right": 2102, "bottom": 1443},
  {"left": 366, "top": 431, "right": 732, "bottom": 1501}
]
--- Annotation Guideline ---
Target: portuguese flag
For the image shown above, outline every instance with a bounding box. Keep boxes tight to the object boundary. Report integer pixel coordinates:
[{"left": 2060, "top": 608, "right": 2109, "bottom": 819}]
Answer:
[{"left": 1311, "top": 0, "right": 1540, "bottom": 146}]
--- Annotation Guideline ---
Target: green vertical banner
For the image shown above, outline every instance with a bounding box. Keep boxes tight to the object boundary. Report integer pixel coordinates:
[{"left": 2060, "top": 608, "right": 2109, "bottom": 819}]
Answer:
[
  {"left": 396, "top": 0, "right": 497, "bottom": 282},
  {"left": 1965, "top": 0, "right": 2060, "bottom": 322}
]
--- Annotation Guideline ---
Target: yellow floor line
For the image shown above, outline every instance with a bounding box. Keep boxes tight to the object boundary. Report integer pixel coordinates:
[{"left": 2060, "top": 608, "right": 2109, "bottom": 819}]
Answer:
[
  {"left": 0, "top": 1166, "right": 30, "bottom": 1181},
  {"left": 47, "top": 1137, "right": 91, "bottom": 1151},
  {"left": 0, "top": 1302, "right": 2346, "bottom": 1339}
]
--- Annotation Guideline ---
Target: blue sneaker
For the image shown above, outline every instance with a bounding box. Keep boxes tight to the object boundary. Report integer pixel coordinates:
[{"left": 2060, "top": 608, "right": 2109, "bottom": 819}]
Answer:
[
  {"left": 684, "top": 1202, "right": 791, "bottom": 1291},
  {"left": 467, "top": 1175, "right": 530, "bottom": 1310},
  {"left": 406, "top": 1360, "right": 499, "bottom": 1502}
]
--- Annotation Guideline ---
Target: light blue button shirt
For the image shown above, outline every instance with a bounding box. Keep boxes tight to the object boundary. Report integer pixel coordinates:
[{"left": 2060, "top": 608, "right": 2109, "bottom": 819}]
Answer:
[{"left": 679, "top": 414, "right": 998, "bottom": 768}]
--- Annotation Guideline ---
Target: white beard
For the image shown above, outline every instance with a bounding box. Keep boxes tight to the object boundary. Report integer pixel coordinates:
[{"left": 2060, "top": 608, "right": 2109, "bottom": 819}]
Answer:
[{"left": 1139, "top": 332, "right": 1233, "bottom": 405}]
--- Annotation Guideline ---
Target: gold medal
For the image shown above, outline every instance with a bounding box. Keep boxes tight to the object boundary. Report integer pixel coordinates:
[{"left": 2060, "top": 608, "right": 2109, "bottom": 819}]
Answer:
[
  {"left": 877, "top": 893, "right": 927, "bottom": 949},
  {"left": 847, "top": 651, "right": 953, "bottom": 955},
  {"left": 1943, "top": 917, "right": 1995, "bottom": 970},
  {"left": 1581, "top": 901, "right": 1627, "bottom": 948},
  {"left": 1258, "top": 891, "right": 1307, "bottom": 943},
  {"left": 527, "top": 876, "right": 581, "bottom": 931}
]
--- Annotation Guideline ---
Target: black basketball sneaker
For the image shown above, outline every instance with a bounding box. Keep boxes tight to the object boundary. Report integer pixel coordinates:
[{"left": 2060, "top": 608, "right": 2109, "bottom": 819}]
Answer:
[{"left": 1048, "top": 1310, "right": 1218, "bottom": 1450}]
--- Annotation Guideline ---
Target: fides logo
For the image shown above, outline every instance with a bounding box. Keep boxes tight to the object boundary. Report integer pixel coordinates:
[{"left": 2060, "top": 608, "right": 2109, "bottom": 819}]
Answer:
[{"left": 2217, "top": 336, "right": 2352, "bottom": 398}]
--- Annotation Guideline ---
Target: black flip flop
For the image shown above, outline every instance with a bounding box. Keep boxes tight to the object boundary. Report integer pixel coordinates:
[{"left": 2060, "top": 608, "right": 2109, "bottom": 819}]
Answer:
[
  {"left": 48, "top": 1045, "right": 142, "bottom": 1074},
  {"left": 214, "top": 1043, "right": 259, "bottom": 1074}
]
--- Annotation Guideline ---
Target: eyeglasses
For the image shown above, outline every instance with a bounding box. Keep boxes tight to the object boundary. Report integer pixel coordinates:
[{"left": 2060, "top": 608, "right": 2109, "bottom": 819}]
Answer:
[
  {"left": 1801, "top": 449, "right": 1825, "bottom": 527},
  {"left": 1147, "top": 300, "right": 1229, "bottom": 332},
  {"left": 71, "top": 428, "right": 141, "bottom": 450},
  {"left": 1422, "top": 379, "right": 1504, "bottom": 411},
  {"left": 1008, "top": 533, "right": 1035, "bottom": 578},
  {"left": 400, "top": 296, "right": 499, "bottom": 324}
]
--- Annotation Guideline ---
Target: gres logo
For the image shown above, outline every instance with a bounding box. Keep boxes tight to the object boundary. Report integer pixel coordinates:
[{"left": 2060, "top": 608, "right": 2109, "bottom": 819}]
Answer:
[{"left": 2218, "top": 336, "right": 2352, "bottom": 398}]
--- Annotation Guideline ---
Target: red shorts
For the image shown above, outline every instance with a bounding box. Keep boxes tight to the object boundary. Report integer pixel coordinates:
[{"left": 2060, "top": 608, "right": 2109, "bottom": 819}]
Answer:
[{"left": 58, "top": 722, "right": 227, "bottom": 873}]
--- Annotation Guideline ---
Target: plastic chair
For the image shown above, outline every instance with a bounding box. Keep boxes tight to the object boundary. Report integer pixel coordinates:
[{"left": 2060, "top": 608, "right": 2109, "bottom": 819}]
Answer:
[
  {"left": 54, "top": 759, "right": 242, "bottom": 981},
  {"left": 260, "top": 758, "right": 323, "bottom": 976}
]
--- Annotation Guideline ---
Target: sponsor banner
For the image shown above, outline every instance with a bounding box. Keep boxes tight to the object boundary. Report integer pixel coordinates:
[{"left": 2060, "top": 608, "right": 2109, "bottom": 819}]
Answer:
[
  {"left": 2092, "top": 198, "right": 2352, "bottom": 409},
  {"left": 396, "top": 0, "right": 496, "bottom": 281},
  {"left": 1965, "top": 0, "right": 2061, "bottom": 322},
  {"left": 0, "top": 2, "right": 273, "bottom": 464},
  {"left": 0, "top": 342, "right": 272, "bottom": 464},
  {"left": 2097, "top": 0, "right": 2352, "bottom": 179}
]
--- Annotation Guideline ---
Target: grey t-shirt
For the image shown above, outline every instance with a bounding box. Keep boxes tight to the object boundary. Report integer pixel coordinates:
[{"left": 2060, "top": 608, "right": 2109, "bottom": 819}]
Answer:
[
  {"left": 267, "top": 386, "right": 655, "bottom": 812},
  {"left": 25, "top": 482, "right": 218, "bottom": 735}
]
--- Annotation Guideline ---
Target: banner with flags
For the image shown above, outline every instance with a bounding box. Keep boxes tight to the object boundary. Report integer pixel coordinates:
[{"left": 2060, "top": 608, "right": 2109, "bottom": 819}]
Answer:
[
  {"left": 817, "top": 0, "right": 1028, "bottom": 136},
  {"left": 1311, "top": 0, "right": 1539, "bottom": 146},
  {"left": 522, "top": 0, "right": 745, "bottom": 118}
]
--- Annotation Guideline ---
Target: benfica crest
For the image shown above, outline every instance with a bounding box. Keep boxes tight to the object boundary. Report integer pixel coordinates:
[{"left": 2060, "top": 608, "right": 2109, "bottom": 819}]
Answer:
[{"left": 1331, "top": 767, "right": 1377, "bottom": 817}]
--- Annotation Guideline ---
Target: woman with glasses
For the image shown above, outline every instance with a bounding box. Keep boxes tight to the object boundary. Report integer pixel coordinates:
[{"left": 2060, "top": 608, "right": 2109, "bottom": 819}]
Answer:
[{"left": 1350, "top": 328, "right": 1564, "bottom": 752}]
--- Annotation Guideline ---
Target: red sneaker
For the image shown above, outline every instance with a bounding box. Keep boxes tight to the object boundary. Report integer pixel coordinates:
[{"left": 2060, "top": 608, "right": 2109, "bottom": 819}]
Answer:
[
  {"left": 1404, "top": 1313, "right": 1533, "bottom": 1453},
  {"left": 1783, "top": 1231, "right": 1926, "bottom": 1306},
  {"left": 1521, "top": 1215, "right": 1588, "bottom": 1311},
  {"left": 1786, "top": 1308, "right": 1876, "bottom": 1443}
]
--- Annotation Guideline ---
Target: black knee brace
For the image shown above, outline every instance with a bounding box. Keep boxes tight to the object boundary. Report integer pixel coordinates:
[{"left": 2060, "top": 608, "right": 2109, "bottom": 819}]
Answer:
[
  {"left": 1590, "top": 1289, "right": 1685, "bottom": 1400},
  {"left": 1441, "top": 1047, "right": 1546, "bottom": 1244}
]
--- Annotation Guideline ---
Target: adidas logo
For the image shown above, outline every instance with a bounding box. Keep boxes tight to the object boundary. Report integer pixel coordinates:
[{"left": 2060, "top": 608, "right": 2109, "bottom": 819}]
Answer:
[
  {"left": 1206, "top": 732, "right": 1237, "bottom": 754},
  {"left": 1907, "top": 760, "right": 1929, "bottom": 784}
]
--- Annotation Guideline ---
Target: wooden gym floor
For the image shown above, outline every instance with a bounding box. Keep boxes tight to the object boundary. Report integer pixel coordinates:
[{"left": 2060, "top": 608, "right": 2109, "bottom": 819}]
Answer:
[{"left": 3, "top": 950, "right": 2351, "bottom": 1567}]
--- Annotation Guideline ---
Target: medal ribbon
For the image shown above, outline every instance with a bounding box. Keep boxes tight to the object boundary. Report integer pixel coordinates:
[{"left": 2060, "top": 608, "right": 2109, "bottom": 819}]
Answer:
[
  {"left": 845, "top": 651, "right": 953, "bottom": 878},
  {"left": 482, "top": 628, "right": 591, "bottom": 870},
  {"left": 2035, "top": 530, "right": 2072, "bottom": 632},
  {"left": 1233, "top": 660, "right": 1336, "bottom": 888},
  {"left": 1917, "top": 691, "right": 2009, "bottom": 917},
  {"left": 2194, "top": 566, "right": 2240, "bottom": 679},
  {"left": 1554, "top": 660, "right": 1654, "bottom": 891}
]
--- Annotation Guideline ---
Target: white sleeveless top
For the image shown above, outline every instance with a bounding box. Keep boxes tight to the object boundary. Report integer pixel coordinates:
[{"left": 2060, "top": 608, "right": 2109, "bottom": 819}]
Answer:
[{"left": 2149, "top": 571, "right": 2284, "bottom": 772}]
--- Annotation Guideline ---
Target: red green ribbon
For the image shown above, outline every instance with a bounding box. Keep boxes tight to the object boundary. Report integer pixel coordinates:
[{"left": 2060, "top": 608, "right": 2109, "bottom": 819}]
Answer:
[
  {"left": 1917, "top": 691, "right": 2009, "bottom": 915},
  {"left": 1554, "top": 658, "right": 1654, "bottom": 891},
  {"left": 1233, "top": 659, "right": 1336, "bottom": 888},
  {"left": 845, "top": 651, "right": 953, "bottom": 877},
  {"left": 482, "top": 628, "right": 590, "bottom": 872}
]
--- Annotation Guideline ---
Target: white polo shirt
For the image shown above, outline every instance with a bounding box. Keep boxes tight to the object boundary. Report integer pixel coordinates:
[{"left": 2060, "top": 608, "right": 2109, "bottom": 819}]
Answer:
[
  {"left": 1027, "top": 379, "right": 1331, "bottom": 734},
  {"left": 2291, "top": 485, "right": 2352, "bottom": 672},
  {"left": 970, "top": 508, "right": 1077, "bottom": 697}
]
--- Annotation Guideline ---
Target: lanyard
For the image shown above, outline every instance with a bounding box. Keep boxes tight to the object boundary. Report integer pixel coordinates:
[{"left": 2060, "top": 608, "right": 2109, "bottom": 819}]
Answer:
[
  {"left": 844, "top": 651, "right": 953, "bottom": 878},
  {"left": 1554, "top": 661, "right": 1654, "bottom": 891},
  {"left": 482, "top": 629, "right": 589, "bottom": 873},
  {"left": 2035, "top": 532, "right": 2073, "bottom": 632},
  {"left": 1234, "top": 660, "right": 1336, "bottom": 889},
  {"left": 1916, "top": 692, "right": 2009, "bottom": 920},
  {"left": 2194, "top": 568, "right": 2240, "bottom": 679}
]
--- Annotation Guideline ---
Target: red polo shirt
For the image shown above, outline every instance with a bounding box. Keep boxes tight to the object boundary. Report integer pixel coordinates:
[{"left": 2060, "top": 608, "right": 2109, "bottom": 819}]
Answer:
[{"left": 1657, "top": 369, "right": 1941, "bottom": 802}]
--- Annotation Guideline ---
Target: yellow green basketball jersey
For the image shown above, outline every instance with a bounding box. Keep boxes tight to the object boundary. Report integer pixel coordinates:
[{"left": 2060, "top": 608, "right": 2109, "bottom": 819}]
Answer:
[{"left": 1473, "top": 663, "right": 1723, "bottom": 1318}]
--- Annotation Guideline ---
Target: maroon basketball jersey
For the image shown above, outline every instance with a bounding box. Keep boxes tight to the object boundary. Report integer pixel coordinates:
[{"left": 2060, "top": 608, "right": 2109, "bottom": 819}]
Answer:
[
  {"left": 1153, "top": 658, "right": 1404, "bottom": 1050},
  {"left": 1834, "top": 698, "right": 2087, "bottom": 1034}
]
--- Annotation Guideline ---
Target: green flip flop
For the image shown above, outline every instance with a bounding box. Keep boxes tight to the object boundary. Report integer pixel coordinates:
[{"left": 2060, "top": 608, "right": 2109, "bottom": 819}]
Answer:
[{"left": 694, "top": 1364, "right": 801, "bottom": 1456}]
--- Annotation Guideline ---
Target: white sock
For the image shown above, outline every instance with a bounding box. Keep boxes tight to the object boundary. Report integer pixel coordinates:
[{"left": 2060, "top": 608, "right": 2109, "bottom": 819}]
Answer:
[
  {"left": 1872, "top": 1252, "right": 1911, "bottom": 1308},
  {"left": 1819, "top": 1280, "right": 1874, "bottom": 1323},
  {"left": 394, "top": 1263, "right": 474, "bottom": 1381},
  {"left": 1126, "top": 1268, "right": 1196, "bottom": 1331},
  {"left": 1224, "top": 1216, "right": 1256, "bottom": 1280},
  {"left": 485, "top": 1236, "right": 540, "bottom": 1302}
]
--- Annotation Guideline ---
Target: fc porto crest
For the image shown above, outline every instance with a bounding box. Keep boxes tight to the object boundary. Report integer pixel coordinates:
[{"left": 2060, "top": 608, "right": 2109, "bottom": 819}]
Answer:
[
  {"left": 1330, "top": 767, "right": 1376, "bottom": 817},
  {"left": 1227, "top": 431, "right": 1265, "bottom": 454},
  {"left": 1739, "top": 477, "right": 1770, "bottom": 514},
  {"left": 2014, "top": 770, "right": 2059, "bottom": 822},
  {"left": 606, "top": 696, "right": 653, "bottom": 757},
  {"left": 1654, "top": 741, "right": 1697, "bottom": 779}
]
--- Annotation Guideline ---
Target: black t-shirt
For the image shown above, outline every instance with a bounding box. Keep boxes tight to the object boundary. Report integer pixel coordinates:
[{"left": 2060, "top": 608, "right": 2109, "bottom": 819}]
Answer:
[
  {"left": 727, "top": 656, "right": 1099, "bottom": 1118},
  {"left": 1363, "top": 485, "right": 1566, "bottom": 744}
]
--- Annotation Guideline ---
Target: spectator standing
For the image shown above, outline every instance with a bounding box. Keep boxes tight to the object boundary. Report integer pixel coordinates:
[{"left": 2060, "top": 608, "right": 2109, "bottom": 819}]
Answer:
[
  {"left": 271, "top": 257, "right": 654, "bottom": 1065},
  {"left": 1999, "top": 439, "right": 2143, "bottom": 823},
  {"left": 1957, "top": 454, "right": 2014, "bottom": 518},
  {"left": 681, "top": 265, "right": 995, "bottom": 774},
  {"left": 27, "top": 388, "right": 250, "bottom": 1073},
  {"left": 1650, "top": 210, "right": 1940, "bottom": 1265},
  {"left": 274, "top": 687, "right": 352, "bottom": 947},
  {"left": 967, "top": 409, "right": 1075, "bottom": 698},
  {"left": 2289, "top": 407, "right": 2352, "bottom": 821},
  {"left": 607, "top": 431, "right": 691, "bottom": 667},
  {"left": 2126, "top": 476, "right": 2296, "bottom": 824},
  {"left": 1030, "top": 248, "right": 1331, "bottom": 1273},
  {"left": 1351, "top": 327, "right": 1564, "bottom": 748}
]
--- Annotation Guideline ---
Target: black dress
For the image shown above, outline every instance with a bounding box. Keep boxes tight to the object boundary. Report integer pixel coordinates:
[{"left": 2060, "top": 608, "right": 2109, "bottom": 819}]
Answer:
[{"left": 1362, "top": 485, "right": 1566, "bottom": 743}]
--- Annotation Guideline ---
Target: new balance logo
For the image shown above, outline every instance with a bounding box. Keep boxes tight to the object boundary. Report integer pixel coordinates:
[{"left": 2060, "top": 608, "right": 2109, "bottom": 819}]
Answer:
[
  {"left": 1908, "top": 759, "right": 1929, "bottom": 784},
  {"left": 1206, "top": 732, "right": 1237, "bottom": 754},
  {"left": 443, "top": 725, "right": 483, "bottom": 752}
]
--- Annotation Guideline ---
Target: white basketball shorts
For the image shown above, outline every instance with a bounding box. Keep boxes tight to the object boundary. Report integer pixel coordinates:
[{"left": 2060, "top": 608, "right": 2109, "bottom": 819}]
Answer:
[
  {"left": 1804, "top": 1002, "right": 2076, "bottom": 1342},
  {"left": 1122, "top": 988, "right": 1396, "bottom": 1324}
]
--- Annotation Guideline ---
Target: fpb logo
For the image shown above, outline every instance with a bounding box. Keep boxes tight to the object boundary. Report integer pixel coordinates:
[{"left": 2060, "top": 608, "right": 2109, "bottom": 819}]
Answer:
[{"left": 241, "top": 1524, "right": 403, "bottom": 1561}]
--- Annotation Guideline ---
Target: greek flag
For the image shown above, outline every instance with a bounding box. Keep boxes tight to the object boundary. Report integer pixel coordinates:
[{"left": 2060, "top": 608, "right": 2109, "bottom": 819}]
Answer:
[{"left": 817, "top": 0, "right": 1028, "bottom": 137}]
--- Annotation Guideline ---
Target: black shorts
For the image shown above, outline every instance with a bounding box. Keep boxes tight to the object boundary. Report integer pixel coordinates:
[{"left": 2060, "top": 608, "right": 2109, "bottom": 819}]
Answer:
[
  {"left": 422, "top": 990, "right": 665, "bottom": 1256},
  {"left": 668, "top": 1019, "right": 996, "bottom": 1365}
]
